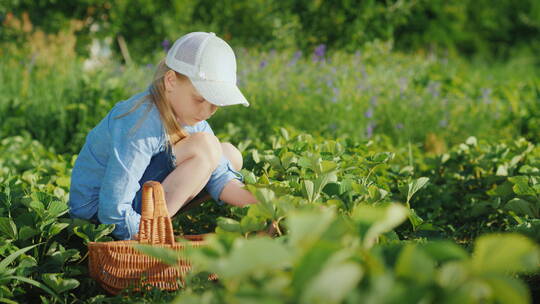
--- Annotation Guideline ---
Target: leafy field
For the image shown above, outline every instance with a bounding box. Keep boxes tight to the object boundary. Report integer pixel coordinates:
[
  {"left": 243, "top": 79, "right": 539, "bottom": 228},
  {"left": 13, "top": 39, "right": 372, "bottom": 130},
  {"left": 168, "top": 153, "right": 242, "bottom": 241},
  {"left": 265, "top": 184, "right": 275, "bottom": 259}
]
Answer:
[{"left": 0, "top": 40, "right": 539, "bottom": 303}]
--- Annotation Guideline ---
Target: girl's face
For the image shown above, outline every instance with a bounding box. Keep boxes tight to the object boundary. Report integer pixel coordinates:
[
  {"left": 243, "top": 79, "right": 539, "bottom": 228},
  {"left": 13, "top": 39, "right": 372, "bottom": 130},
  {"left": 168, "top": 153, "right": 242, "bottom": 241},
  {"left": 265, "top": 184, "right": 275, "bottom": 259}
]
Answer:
[{"left": 164, "top": 70, "right": 218, "bottom": 126}]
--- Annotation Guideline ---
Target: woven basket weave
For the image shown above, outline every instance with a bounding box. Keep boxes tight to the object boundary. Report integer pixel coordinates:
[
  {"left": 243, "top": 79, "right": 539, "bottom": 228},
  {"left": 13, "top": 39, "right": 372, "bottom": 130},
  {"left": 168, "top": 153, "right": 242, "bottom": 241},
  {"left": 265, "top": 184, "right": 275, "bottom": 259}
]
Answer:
[{"left": 88, "top": 181, "right": 214, "bottom": 295}]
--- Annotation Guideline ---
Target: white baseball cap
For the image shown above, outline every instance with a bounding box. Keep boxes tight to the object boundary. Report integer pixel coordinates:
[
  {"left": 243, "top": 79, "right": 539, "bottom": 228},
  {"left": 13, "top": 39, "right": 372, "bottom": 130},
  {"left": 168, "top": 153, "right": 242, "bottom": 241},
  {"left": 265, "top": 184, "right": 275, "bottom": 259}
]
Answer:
[{"left": 165, "top": 32, "right": 250, "bottom": 107}]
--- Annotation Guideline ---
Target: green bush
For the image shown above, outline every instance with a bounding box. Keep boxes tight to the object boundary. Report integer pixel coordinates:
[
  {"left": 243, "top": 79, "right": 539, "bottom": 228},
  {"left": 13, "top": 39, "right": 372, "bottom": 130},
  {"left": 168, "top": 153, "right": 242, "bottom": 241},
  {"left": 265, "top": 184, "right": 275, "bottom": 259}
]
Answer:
[{"left": 2, "top": 0, "right": 539, "bottom": 60}]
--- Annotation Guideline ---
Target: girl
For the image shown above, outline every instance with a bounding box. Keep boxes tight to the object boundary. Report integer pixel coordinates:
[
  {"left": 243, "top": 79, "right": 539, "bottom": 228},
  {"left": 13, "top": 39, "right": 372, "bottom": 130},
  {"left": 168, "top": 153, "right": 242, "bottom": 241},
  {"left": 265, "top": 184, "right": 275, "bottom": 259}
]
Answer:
[{"left": 68, "top": 32, "right": 258, "bottom": 240}]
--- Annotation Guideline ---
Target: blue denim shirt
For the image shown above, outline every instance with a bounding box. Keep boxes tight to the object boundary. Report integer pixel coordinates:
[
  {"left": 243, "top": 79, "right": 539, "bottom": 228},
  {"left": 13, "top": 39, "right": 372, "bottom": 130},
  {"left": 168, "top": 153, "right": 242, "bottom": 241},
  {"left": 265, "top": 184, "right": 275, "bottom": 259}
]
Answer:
[{"left": 68, "top": 90, "right": 243, "bottom": 240}]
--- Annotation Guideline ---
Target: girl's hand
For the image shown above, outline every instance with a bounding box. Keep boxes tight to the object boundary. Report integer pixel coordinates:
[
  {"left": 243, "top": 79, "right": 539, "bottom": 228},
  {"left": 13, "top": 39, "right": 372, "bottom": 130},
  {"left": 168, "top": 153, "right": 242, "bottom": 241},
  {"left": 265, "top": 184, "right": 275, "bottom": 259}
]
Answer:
[{"left": 220, "top": 179, "right": 258, "bottom": 207}]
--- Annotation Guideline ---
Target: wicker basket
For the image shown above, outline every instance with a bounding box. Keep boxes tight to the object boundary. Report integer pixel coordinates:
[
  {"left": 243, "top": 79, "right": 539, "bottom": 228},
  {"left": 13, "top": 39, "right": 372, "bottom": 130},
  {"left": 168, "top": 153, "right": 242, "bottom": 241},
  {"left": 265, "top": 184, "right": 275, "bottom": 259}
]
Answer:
[{"left": 88, "top": 181, "right": 214, "bottom": 295}]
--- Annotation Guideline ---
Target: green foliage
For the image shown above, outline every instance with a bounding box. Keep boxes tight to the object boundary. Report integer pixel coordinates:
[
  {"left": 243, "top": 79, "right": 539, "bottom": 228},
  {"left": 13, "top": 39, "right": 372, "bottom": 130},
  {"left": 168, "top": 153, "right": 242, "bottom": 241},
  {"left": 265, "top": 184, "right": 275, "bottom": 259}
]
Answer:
[
  {"left": 411, "top": 136, "right": 540, "bottom": 242},
  {"left": 0, "top": 25, "right": 539, "bottom": 302},
  {"left": 3, "top": 0, "right": 539, "bottom": 59}
]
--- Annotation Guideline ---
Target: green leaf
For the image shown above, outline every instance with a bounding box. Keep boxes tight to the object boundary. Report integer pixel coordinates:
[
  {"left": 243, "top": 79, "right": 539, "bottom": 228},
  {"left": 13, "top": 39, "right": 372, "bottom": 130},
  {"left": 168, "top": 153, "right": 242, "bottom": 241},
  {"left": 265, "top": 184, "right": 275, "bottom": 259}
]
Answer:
[
  {"left": 251, "top": 150, "right": 260, "bottom": 163},
  {"left": 487, "top": 181, "right": 514, "bottom": 197},
  {"left": 471, "top": 233, "right": 540, "bottom": 274},
  {"left": 280, "top": 151, "right": 297, "bottom": 169},
  {"left": 437, "top": 262, "right": 468, "bottom": 289},
  {"left": 322, "top": 183, "right": 341, "bottom": 197},
  {"left": 367, "top": 185, "right": 388, "bottom": 201},
  {"left": 485, "top": 275, "right": 530, "bottom": 304},
  {"left": 0, "top": 243, "right": 41, "bottom": 272},
  {"left": 252, "top": 187, "right": 276, "bottom": 205},
  {"left": 408, "top": 208, "right": 424, "bottom": 231},
  {"left": 55, "top": 176, "right": 70, "bottom": 188},
  {"left": 46, "top": 200, "right": 68, "bottom": 218},
  {"left": 511, "top": 219, "right": 540, "bottom": 242},
  {"left": 220, "top": 237, "right": 291, "bottom": 279},
  {"left": 47, "top": 222, "right": 69, "bottom": 237},
  {"left": 216, "top": 217, "right": 241, "bottom": 233},
  {"left": 291, "top": 242, "right": 340, "bottom": 295},
  {"left": 352, "top": 204, "right": 409, "bottom": 248},
  {"left": 509, "top": 176, "right": 536, "bottom": 196},
  {"left": 7, "top": 275, "right": 59, "bottom": 301},
  {"left": 504, "top": 198, "right": 538, "bottom": 218},
  {"left": 42, "top": 273, "right": 80, "bottom": 294},
  {"left": 518, "top": 165, "right": 539, "bottom": 174},
  {"left": 496, "top": 164, "right": 509, "bottom": 176},
  {"left": 247, "top": 187, "right": 277, "bottom": 220},
  {"left": 302, "top": 180, "right": 314, "bottom": 202},
  {"left": 369, "top": 152, "right": 394, "bottom": 163},
  {"left": 298, "top": 156, "right": 312, "bottom": 170},
  {"left": 0, "top": 218, "right": 17, "bottom": 240},
  {"left": 73, "top": 223, "right": 115, "bottom": 244},
  {"left": 406, "top": 177, "right": 429, "bottom": 206},
  {"left": 319, "top": 160, "right": 338, "bottom": 174},
  {"left": 240, "top": 216, "right": 265, "bottom": 234},
  {"left": 280, "top": 128, "right": 290, "bottom": 141},
  {"left": 421, "top": 241, "right": 468, "bottom": 262},
  {"left": 29, "top": 200, "right": 46, "bottom": 217},
  {"left": 133, "top": 245, "right": 180, "bottom": 266},
  {"left": 301, "top": 261, "right": 362, "bottom": 304},
  {"left": 18, "top": 226, "right": 38, "bottom": 241},
  {"left": 241, "top": 170, "right": 257, "bottom": 184},
  {"left": 0, "top": 297, "right": 18, "bottom": 304},
  {"left": 465, "top": 136, "right": 477, "bottom": 146},
  {"left": 312, "top": 172, "right": 338, "bottom": 201},
  {"left": 287, "top": 210, "right": 335, "bottom": 249},
  {"left": 395, "top": 244, "right": 435, "bottom": 284}
]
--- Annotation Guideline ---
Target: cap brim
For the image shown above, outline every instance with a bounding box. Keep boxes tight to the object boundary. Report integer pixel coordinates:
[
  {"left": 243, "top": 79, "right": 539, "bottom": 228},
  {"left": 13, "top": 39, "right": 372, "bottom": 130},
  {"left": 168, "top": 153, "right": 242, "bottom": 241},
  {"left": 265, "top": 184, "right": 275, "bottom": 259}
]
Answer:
[{"left": 191, "top": 80, "right": 250, "bottom": 107}]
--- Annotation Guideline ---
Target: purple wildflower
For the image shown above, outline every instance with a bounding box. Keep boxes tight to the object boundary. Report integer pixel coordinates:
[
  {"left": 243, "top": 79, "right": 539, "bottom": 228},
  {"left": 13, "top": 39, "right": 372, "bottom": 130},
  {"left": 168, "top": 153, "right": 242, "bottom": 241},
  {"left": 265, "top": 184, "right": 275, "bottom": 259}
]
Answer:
[
  {"left": 259, "top": 60, "right": 268, "bottom": 69},
  {"left": 288, "top": 50, "right": 302, "bottom": 66},
  {"left": 369, "top": 96, "right": 378, "bottom": 106},
  {"left": 364, "top": 108, "right": 374, "bottom": 119},
  {"left": 398, "top": 77, "right": 408, "bottom": 96},
  {"left": 313, "top": 44, "right": 326, "bottom": 62},
  {"left": 146, "top": 63, "right": 154, "bottom": 69},
  {"left": 326, "top": 78, "right": 334, "bottom": 88},
  {"left": 328, "top": 123, "right": 337, "bottom": 131},
  {"left": 314, "top": 44, "right": 326, "bottom": 57},
  {"left": 332, "top": 87, "right": 340, "bottom": 103},
  {"left": 428, "top": 81, "right": 441, "bottom": 98},
  {"left": 361, "top": 66, "right": 368, "bottom": 79},
  {"left": 482, "top": 88, "right": 492, "bottom": 104},
  {"left": 396, "top": 123, "right": 404, "bottom": 130},
  {"left": 366, "top": 122, "right": 375, "bottom": 138},
  {"left": 161, "top": 39, "right": 171, "bottom": 52}
]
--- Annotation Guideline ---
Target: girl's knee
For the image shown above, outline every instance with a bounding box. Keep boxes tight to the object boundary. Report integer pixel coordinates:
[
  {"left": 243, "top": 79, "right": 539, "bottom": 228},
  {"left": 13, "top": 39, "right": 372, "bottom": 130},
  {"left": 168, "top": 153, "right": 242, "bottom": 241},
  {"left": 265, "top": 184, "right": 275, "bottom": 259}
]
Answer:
[
  {"left": 176, "top": 132, "right": 222, "bottom": 168},
  {"left": 221, "top": 142, "right": 243, "bottom": 171}
]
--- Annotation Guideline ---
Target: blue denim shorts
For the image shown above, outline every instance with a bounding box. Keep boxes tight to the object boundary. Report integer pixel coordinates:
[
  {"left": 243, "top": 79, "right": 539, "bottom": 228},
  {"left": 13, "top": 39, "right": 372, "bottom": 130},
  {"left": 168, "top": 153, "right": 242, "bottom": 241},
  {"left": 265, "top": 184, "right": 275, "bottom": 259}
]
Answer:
[{"left": 131, "top": 148, "right": 176, "bottom": 214}]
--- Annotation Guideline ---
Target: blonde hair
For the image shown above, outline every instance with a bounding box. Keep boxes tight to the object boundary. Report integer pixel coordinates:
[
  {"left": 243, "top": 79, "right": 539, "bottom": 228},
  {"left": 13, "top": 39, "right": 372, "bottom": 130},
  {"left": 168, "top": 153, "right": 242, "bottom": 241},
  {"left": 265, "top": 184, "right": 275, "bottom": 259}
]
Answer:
[{"left": 116, "top": 59, "right": 189, "bottom": 148}]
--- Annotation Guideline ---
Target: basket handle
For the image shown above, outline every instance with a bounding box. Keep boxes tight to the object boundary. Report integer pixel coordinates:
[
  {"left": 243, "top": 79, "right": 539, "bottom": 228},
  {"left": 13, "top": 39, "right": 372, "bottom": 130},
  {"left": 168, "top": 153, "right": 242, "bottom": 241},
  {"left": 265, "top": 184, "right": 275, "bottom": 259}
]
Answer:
[{"left": 138, "top": 181, "right": 175, "bottom": 245}]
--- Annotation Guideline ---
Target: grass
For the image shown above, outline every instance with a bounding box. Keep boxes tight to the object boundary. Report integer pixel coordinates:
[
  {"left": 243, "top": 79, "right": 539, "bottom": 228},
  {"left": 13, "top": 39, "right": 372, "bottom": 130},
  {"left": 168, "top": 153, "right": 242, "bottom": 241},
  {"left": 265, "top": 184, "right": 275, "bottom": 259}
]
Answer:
[{"left": 1, "top": 40, "right": 538, "bottom": 156}]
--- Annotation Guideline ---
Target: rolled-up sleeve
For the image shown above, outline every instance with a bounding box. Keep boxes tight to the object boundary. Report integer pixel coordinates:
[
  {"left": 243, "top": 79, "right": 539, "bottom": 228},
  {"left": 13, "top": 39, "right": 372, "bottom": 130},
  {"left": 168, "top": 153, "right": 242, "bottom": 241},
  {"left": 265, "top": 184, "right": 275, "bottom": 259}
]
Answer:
[
  {"left": 98, "top": 108, "right": 162, "bottom": 240},
  {"left": 198, "top": 121, "right": 244, "bottom": 204}
]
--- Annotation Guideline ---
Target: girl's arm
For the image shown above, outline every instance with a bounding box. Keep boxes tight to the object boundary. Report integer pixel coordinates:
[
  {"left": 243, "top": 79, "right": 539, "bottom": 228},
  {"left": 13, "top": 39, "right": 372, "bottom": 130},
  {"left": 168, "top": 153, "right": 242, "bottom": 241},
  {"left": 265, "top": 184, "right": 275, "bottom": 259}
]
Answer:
[
  {"left": 98, "top": 101, "right": 163, "bottom": 240},
  {"left": 219, "top": 179, "right": 258, "bottom": 206},
  {"left": 199, "top": 121, "right": 256, "bottom": 205}
]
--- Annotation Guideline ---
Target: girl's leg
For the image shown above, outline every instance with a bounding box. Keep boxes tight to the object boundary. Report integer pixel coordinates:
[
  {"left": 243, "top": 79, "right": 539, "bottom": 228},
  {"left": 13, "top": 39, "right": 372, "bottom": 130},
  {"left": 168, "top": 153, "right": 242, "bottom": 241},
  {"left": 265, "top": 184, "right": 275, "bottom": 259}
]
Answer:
[
  {"left": 221, "top": 142, "right": 243, "bottom": 171},
  {"left": 162, "top": 132, "right": 222, "bottom": 216},
  {"left": 178, "top": 142, "right": 243, "bottom": 213}
]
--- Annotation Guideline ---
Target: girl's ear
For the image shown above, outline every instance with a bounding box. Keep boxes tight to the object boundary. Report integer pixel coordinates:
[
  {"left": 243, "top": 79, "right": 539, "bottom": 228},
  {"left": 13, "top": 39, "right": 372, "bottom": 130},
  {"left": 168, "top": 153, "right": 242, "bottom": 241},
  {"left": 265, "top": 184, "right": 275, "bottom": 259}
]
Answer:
[{"left": 164, "top": 70, "right": 176, "bottom": 92}]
